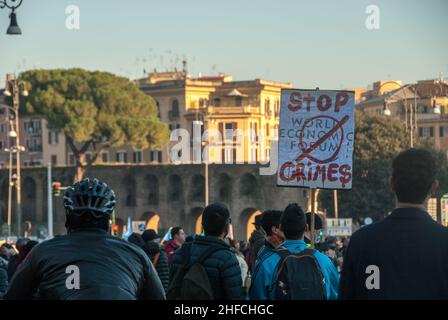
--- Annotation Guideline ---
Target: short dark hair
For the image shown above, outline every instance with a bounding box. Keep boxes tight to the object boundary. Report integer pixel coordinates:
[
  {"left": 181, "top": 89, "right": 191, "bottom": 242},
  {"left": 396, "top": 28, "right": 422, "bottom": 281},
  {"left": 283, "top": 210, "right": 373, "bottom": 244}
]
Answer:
[
  {"left": 392, "top": 148, "right": 436, "bottom": 204},
  {"left": 306, "top": 212, "right": 323, "bottom": 230},
  {"left": 261, "top": 210, "right": 282, "bottom": 236},
  {"left": 171, "top": 226, "right": 183, "bottom": 239},
  {"left": 280, "top": 203, "right": 306, "bottom": 240},
  {"left": 202, "top": 202, "right": 231, "bottom": 237}
]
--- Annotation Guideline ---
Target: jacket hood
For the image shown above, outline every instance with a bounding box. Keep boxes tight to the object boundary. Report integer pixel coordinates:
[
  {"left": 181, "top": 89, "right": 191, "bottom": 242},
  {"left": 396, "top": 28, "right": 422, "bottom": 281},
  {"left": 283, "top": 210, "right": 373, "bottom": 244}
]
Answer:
[{"left": 249, "top": 228, "right": 266, "bottom": 245}]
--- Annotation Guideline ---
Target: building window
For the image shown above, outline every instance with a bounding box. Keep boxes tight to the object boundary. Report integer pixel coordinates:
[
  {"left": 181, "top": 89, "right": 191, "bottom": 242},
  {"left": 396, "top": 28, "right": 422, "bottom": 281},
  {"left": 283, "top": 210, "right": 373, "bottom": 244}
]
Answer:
[
  {"left": 116, "top": 151, "right": 127, "bottom": 163},
  {"left": 250, "top": 122, "right": 258, "bottom": 143},
  {"left": 274, "top": 99, "right": 280, "bottom": 116},
  {"left": 235, "top": 96, "right": 242, "bottom": 107},
  {"left": 69, "top": 153, "right": 75, "bottom": 165},
  {"left": 133, "top": 150, "right": 142, "bottom": 163},
  {"left": 101, "top": 152, "right": 109, "bottom": 163},
  {"left": 213, "top": 98, "right": 221, "bottom": 107},
  {"left": 150, "top": 150, "right": 162, "bottom": 162},
  {"left": 0, "top": 123, "right": 4, "bottom": 133},
  {"left": 51, "top": 155, "right": 57, "bottom": 165},
  {"left": 265, "top": 98, "right": 271, "bottom": 116},
  {"left": 48, "top": 130, "right": 58, "bottom": 145},
  {"left": 429, "top": 127, "right": 434, "bottom": 138},
  {"left": 222, "top": 147, "right": 236, "bottom": 163},
  {"left": 85, "top": 152, "right": 93, "bottom": 164},
  {"left": 250, "top": 148, "right": 257, "bottom": 163},
  {"left": 440, "top": 127, "right": 444, "bottom": 137},
  {"left": 266, "top": 124, "right": 270, "bottom": 138},
  {"left": 155, "top": 100, "right": 161, "bottom": 119},
  {"left": 0, "top": 140, "right": 4, "bottom": 149}
]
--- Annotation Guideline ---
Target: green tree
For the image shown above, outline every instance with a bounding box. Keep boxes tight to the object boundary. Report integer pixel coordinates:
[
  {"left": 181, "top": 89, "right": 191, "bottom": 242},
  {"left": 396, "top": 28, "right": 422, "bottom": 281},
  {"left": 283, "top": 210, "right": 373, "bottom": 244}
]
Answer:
[
  {"left": 319, "top": 110, "right": 410, "bottom": 222},
  {"left": 19, "top": 69, "right": 169, "bottom": 182}
]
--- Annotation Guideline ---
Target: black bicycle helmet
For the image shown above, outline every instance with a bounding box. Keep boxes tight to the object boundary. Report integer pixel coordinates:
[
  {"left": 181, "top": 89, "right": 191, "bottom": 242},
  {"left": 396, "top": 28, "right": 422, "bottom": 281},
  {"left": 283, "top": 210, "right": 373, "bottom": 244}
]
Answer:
[{"left": 63, "top": 178, "right": 116, "bottom": 217}]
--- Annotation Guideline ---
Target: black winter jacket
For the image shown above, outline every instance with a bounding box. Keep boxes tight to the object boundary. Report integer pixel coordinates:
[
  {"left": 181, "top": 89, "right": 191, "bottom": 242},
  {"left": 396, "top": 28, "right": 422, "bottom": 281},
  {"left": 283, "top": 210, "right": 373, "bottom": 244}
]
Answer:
[
  {"left": 169, "top": 235, "right": 245, "bottom": 300},
  {"left": 145, "top": 241, "right": 170, "bottom": 292},
  {"left": 4, "top": 229, "right": 166, "bottom": 300}
]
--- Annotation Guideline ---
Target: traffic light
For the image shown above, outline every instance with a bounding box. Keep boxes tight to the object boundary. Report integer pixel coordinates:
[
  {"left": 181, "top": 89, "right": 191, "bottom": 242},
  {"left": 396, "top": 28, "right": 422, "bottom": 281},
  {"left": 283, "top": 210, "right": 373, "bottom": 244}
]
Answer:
[
  {"left": 112, "top": 224, "right": 119, "bottom": 236},
  {"left": 52, "top": 182, "right": 61, "bottom": 197}
]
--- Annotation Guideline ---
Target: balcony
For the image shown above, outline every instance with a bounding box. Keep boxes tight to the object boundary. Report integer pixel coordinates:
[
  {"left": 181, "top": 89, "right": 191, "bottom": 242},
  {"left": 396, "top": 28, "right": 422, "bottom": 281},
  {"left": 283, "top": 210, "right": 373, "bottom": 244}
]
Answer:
[{"left": 208, "top": 105, "right": 260, "bottom": 115}]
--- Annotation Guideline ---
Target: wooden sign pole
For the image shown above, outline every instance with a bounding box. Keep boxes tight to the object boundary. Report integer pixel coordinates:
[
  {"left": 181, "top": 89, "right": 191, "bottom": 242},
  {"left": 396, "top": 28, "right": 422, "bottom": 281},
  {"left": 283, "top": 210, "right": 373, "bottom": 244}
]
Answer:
[{"left": 310, "top": 188, "right": 316, "bottom": 249}]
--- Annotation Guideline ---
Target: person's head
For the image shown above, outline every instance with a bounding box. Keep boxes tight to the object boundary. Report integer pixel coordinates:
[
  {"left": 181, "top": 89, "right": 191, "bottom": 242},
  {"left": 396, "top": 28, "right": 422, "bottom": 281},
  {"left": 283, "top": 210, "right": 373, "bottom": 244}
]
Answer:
[
  {"left": 0, "top": 243, "right": 13, "bottom": 258},
  {"left": 15, "top": 238, "right": 29, "bottom": 253},
  {"left": 280, "top": 203, "right": 306, "bottom": 240},
  {"left": 63, "top": 178, "right": 116, "bottom": 233},
  {"left": 142, "top": 229, "right": 160, "bottom": 243},
  {"left": 252, "top": 215, "right": 263, "bottom": 231},
  {"left": 19, "top": 240, "right": 38, "bottom": 259},
  {"left": 128, "top": 232, "right": 145, "bottom": 247},
  {"left": 171, "top": 227, "right": 186, "bottom": 245},
  {"left": 261, "top": 210, "right": 284, "bottom": 244},
  {"left": 319, "top": 242, "right": 335, "bottom": 258},
  {"left": 304, "top": 212, "right": 324, "bottom": 244},
  {"left": 202, "top": 202, "right": 231, "bottom": 238},
  {"left": 391, "top": 148, "right": 438, "bottom": 205}
]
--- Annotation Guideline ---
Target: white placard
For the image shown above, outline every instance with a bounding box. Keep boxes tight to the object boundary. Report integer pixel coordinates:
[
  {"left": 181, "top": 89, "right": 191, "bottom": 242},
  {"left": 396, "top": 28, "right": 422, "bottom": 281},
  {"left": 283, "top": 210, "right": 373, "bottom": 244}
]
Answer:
[
  {"left": 326, "top": 218, "right": 353, "bottom": 236},
  {"left": 132, "top": 220, "right": 147, "bottom": 234},
  {"left": 277, "top": 89, "right": 355, "bottom": 189}
]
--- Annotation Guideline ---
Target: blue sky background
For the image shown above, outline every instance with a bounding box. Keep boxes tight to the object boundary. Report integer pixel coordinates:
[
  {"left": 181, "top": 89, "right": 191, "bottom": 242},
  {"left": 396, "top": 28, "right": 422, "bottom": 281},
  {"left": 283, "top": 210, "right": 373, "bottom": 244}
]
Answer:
[{"left": 0, "top": 0, "right": 446, "bottom": 89}]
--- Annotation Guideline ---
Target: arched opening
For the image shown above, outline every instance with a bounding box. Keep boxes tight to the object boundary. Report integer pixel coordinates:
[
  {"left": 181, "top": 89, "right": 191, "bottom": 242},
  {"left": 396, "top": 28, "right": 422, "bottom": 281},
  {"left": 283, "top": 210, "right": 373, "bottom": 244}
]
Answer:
[
  {"left": 191, "top": 207, "right": 204, "bottom": 235},
  {"left": 216, "top": 173, "right": 232, "bottom": 204},
  {"left": 239, "top": 173, "right": 259, "bottom": 198},
  {"left": 22, "top": 177, "right": 37, "bottom": 222},
  {"left": 168, "top": 174, "right": 183, "bottom": 202},
  {"left": 145, "top": 174, "right": 159, "bottom": 205},
  {"left": 141, "top": 211, "right": 160, "bottom": 233},
  {"left": 190, "top": 174, "right": 204, "bottom": 202},
  {"left": 240, "top": 208, "right": 262, "bottom": 241},
  {"left": 123, "top": 176, "right": 137, "bottom": 207}
]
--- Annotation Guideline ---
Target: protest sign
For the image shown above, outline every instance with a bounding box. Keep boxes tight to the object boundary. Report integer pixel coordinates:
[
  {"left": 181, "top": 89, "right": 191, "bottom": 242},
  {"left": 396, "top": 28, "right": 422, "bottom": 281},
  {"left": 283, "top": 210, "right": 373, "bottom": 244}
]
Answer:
[
  {"left": 277, "top": 89, "right": 355, "bottom": 189},
  {"left": 441, "top": 194, "right": 448, "bottom": 226},
  {"left": 326, "top": 218, "right": 352, "bottom": 236},
  {"left": 131, "top": 220, "right": 147, "bottom": 234}
]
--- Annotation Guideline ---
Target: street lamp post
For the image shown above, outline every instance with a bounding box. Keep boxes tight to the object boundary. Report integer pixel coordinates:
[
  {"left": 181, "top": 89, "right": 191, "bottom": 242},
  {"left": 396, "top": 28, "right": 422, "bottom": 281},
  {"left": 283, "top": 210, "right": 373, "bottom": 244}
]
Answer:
[
  {"left": 379, "top": 81, "right": 415, "bottom": 147},
  {"left": 0, "top": 0, "right": 24, "bottom": 34},
  {"left": 4, "top": 73, "right": 28, "bottom": 236}
]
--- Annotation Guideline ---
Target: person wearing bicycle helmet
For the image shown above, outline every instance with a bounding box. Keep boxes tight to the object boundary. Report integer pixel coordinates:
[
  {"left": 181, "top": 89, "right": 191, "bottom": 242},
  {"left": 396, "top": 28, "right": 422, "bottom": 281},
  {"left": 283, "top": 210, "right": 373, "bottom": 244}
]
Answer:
[{"left": 4, "top": 178, "right": 165, "bottom": 300}]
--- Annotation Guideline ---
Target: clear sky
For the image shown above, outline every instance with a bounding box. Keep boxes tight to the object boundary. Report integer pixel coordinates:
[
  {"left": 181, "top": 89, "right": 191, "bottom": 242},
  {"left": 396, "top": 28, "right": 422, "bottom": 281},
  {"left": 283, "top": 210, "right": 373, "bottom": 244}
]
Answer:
[{"left": 0, "top": 0, "right": 447, "bottom": 89}]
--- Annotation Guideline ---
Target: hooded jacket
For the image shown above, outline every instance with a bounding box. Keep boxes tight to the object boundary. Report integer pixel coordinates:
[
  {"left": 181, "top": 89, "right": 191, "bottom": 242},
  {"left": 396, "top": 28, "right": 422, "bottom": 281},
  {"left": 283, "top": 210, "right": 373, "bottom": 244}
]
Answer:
[
  {"left": 248, "top": 228, "right": 266, "bottom": 272},
  {"left": 169, "top": 235, "right": 245, "bottom": 300},
  {"left": 249, "top": 239, "right": 340, "bottom": 300},
  {"left": 4, "top": 229, "right": 166, "bottom": 300},
  {"left": 145, "top": 241, "right": 169, "bottom": 292}
]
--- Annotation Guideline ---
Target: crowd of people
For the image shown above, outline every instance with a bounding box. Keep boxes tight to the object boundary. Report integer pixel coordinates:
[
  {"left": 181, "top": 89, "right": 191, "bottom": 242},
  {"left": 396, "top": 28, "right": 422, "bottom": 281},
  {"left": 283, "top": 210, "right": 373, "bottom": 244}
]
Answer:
[{"left": 0, "top": 148, "right": 447, "bottom": 300}]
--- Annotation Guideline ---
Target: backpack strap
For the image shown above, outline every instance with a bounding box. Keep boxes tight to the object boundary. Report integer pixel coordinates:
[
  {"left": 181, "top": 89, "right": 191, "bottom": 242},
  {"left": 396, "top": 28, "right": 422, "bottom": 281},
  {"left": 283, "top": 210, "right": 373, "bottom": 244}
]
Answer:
[{"left": 275, "top": 246, "right": 292, "bottom": 261}]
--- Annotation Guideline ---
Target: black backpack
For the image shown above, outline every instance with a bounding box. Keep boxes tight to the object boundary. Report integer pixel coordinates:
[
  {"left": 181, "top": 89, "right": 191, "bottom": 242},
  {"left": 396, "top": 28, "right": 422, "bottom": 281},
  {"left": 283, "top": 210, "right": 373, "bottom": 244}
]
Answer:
[
  {"left": 166, "top": 243, "right": 227, "bottom": 300},
  {"left": 274, "top": 247, "right": 326, "bottom": 300}
]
